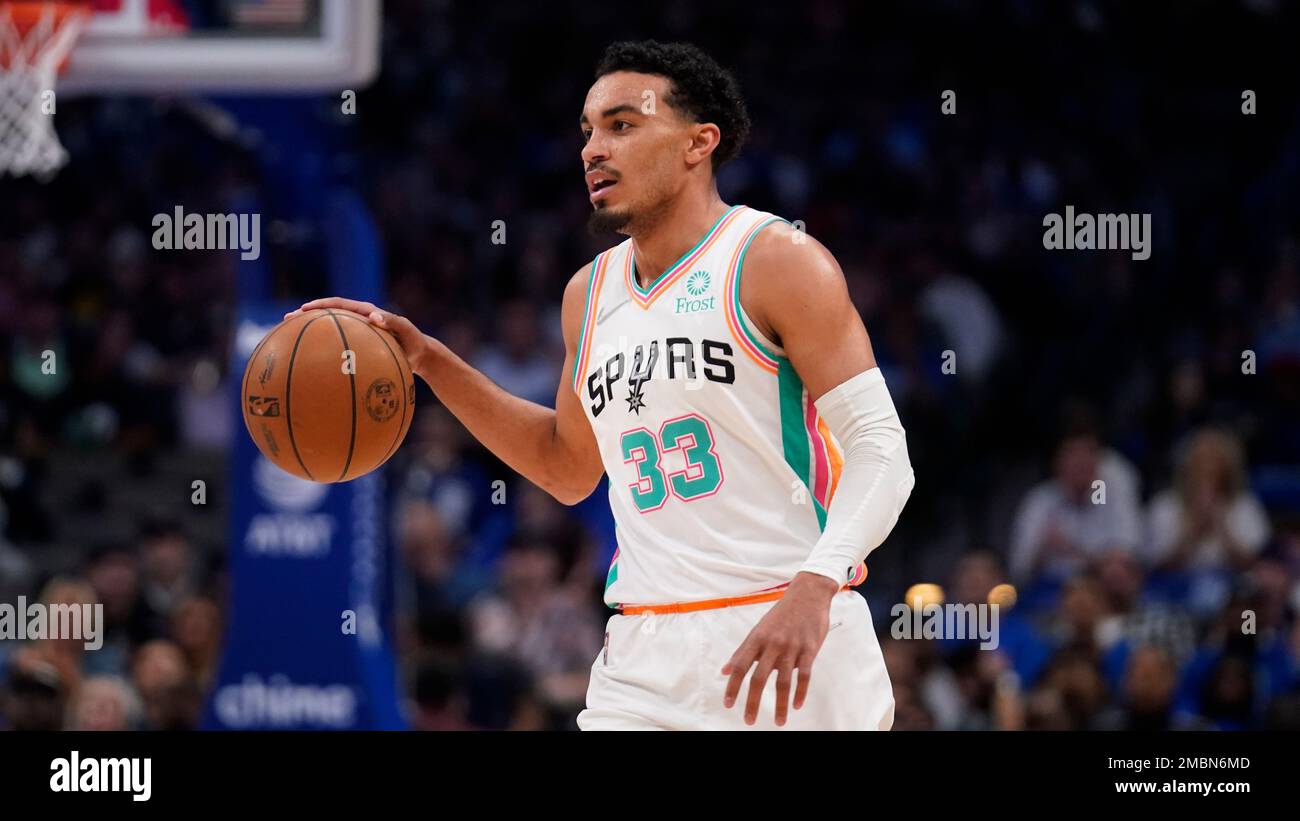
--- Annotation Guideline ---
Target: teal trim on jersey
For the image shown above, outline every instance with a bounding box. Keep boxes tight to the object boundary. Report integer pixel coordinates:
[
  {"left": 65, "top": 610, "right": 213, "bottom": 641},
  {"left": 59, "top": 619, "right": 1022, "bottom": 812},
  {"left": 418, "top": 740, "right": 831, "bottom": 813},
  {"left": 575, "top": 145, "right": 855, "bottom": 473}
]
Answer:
[
  {"left": 570, "top": 256, "right": 600, "bottom": 390},
  {"left": 606, "top": 520, "right": 621, "bottom": 607},
  {"left": 777, "top": 358, "right": 829, "bottom": 529},
  {"left": 630, "top": 204, "right": 741, "bottom": 296},
  {"left": 730, "top": 216, "right": 787, "bottom": 360}
]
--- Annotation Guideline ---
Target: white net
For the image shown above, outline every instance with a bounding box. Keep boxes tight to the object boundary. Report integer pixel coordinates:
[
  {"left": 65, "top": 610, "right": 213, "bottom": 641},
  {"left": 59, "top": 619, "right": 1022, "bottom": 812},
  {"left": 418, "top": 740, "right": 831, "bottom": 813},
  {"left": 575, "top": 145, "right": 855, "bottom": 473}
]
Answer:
[{"left": 0, "top": 3, "right": 88, "bottom": 179}]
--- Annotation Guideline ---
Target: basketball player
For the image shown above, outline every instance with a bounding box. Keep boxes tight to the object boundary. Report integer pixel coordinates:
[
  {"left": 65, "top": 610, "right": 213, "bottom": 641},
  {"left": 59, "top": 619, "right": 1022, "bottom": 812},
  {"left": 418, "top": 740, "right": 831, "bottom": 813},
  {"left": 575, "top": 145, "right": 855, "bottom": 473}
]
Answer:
[{"left": 289, "top": 41, "right": 914, "bottom": 730}]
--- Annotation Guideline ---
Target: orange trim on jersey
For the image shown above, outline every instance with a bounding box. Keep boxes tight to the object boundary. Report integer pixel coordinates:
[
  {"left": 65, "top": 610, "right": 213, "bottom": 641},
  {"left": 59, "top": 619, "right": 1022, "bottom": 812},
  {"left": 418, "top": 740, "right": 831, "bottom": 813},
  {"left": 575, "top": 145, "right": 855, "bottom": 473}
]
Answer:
[
  {"left": 625, "top": 206, "right": 746, "bottom": 309},
  {"left": 571, "top": 251, "right": 612, "bottom": 394},
  {"left": 723, "top": 217, "right": 780, "bottom": 374},
  {"left": 817, "top": 415, "right": 844, "bottom": 504},
  {"left": 848, "top": 563, "right": 869, "bottom": 587},
  {"left": 619, "top": 582, "right": 850, "bottom": 616}
]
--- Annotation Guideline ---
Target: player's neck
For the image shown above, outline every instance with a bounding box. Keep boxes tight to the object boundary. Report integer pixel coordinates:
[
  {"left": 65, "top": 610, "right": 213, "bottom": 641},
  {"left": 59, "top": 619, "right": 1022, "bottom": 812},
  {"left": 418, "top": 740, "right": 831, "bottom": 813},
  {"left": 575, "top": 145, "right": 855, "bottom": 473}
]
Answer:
[{"left": 630, "top": 191, "right": 730, "bottom": 289}]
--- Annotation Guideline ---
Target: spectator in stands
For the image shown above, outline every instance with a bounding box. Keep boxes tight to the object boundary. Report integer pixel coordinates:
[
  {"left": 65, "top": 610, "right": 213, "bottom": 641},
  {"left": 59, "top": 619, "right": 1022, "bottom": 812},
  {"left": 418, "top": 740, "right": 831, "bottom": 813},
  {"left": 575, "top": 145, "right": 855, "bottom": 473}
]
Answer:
[
  {"left": 83, "top": 544, "right": 149, "bottom": 676},
  {"left": 398, "top": 404, "right": 513, "bottom": 578},
  {"left": 17, "top": 576, "right": 106, "bottom": 697},
  {"left": 1173, "top": 583, "right": 1296, "bottom": 729},
  {"left": 1034, "top": 648, "right": 1110, "bottom": 730},
  {"left": 1009, "top": 426, "right": 1143, "bottom": 586},
  {"left": 1145, "top": 428, "right": 1271, "bottom": 571},
  {"left": 169, "top": 596, "right": 223, "bottom": 688},
  {"left": 0, "top": 515, "right": 34, "bottom": 604},
  {"left": 472, "top": 300, "right": 560, "bottom": 407},
  {"left": 399, "top": 499, "right": 492, "bottom": 613},
  {"left": 130, "top": 639, "right": 201, "bottom": 730},
  {"left": 878, "top": 638, "right": 936, "bottom": 731},
  {"left": 1093, "top": 644, "right": 1179, "bottom": 730},
  {"left": 1055, "top": 575, "right": 1110, "bottom": 656},
  {"left": 468, "top": 538, "right": 602, "bottom": 727},
  {"left": 65, "top": 674, "right": 143, "bottom": 731},
  {"left": 1, "top": 651, "right": 66, "bottom": 731},
  {"left": 136, "top": 520, "right": 199, "bottom": 638},
  {"left": 1092, "top": 548, "right": 1197, "bottom": 691},
  {"left": 914, "top": 250, "right": 1006, "bottom": 386}
]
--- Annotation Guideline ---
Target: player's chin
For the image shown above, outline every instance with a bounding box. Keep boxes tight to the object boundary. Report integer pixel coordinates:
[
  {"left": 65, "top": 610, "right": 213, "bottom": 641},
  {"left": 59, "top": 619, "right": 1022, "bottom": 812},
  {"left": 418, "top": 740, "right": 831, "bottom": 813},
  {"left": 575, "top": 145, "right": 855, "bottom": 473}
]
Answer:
[{"left": 587, "top": 203, "right": 633, "bottom": 235}]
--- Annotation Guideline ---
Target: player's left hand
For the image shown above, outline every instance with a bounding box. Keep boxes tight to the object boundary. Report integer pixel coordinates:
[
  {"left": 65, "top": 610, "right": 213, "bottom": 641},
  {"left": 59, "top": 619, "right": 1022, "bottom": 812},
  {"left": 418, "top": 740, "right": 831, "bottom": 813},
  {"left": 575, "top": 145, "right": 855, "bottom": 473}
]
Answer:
[{"left": 721, "top": 571, "right": 840, "bottom": 726}]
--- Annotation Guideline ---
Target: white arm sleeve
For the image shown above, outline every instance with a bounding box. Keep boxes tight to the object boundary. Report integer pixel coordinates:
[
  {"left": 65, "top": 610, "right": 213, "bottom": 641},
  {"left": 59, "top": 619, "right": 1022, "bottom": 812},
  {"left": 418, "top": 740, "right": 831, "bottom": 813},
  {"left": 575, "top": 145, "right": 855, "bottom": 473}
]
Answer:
[{"left": 798, "top": 367, "right": 915, "bottom": 584}]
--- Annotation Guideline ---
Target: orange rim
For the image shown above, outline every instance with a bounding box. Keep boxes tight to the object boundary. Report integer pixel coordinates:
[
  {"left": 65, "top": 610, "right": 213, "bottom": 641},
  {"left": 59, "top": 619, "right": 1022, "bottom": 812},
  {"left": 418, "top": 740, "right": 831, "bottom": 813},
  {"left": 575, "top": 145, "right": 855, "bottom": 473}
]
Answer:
[
  {"left": 0, "top": 2, "right": 90, "bottom": 71},
  {"left": 2, "top": 1, "right": 90, "bottom": 28}
]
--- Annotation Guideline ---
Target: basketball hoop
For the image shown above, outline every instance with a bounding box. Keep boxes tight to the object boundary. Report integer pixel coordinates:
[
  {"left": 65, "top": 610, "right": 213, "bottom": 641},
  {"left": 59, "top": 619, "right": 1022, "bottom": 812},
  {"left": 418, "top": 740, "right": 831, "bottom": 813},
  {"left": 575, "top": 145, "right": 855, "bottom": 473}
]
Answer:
[{"left": 0, "top": 1, "right": 90, "bottom": 179}]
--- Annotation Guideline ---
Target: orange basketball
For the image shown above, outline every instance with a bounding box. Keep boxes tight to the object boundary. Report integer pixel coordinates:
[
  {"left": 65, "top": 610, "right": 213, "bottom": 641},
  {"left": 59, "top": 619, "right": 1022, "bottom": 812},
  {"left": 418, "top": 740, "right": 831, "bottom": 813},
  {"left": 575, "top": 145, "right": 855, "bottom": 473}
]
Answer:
[{"left": 241, "top": 308, "right": 415, "bottom": 483}]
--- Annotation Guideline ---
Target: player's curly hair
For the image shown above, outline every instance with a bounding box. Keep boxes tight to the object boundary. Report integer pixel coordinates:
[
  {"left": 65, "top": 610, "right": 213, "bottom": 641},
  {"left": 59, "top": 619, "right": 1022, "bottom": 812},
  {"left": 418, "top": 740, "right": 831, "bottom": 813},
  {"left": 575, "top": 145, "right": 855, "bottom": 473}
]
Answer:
[{"left": 595, "top": 40, "right": 751, "bottom": 171}]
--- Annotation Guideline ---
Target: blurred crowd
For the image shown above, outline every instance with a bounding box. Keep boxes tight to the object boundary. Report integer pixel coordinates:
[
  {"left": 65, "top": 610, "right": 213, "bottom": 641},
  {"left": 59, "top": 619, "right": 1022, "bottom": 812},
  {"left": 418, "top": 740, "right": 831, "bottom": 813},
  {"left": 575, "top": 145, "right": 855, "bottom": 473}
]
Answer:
[{"left": 3, "top": 0, "right": 1300, "bottom": 730}]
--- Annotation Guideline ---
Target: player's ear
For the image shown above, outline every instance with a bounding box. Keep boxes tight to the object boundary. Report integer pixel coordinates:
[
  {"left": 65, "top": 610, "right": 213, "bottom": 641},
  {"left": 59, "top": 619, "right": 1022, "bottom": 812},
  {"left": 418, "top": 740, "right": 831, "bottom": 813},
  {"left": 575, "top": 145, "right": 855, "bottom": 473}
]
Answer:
[{"left": 685, "top": 122, "right": 721, "bottom": 169}]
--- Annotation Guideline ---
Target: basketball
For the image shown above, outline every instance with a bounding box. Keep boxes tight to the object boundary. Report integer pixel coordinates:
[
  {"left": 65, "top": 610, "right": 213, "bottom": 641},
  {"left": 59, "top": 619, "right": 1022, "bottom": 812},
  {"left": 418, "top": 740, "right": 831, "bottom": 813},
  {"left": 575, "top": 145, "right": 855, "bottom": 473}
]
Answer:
[{"left": 241, "top": 308, "right": 415, "bottom": 483}]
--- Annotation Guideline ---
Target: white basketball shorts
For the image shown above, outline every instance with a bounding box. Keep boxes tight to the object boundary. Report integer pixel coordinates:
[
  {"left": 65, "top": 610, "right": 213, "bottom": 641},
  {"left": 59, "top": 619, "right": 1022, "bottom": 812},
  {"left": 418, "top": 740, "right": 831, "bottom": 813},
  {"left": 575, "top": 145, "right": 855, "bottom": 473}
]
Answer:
[{"left": 577, "top": 589, "right": 894, "bottom": 730}]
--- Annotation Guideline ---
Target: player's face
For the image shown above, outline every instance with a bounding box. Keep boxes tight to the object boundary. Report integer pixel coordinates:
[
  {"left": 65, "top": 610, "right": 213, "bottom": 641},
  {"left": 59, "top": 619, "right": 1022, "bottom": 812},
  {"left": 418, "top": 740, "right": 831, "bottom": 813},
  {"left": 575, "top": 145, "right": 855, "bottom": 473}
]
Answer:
[{"left": 580, "top": 72, "right": 693, "bottom": 234}]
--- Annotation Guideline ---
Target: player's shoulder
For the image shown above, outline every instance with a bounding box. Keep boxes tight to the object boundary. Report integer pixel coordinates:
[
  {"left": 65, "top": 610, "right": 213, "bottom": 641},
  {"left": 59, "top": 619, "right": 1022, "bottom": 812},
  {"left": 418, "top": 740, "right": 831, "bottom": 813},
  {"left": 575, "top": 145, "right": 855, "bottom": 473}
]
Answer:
[
  {"left": 739, "top": 211, "right": 845, "bottom": 294},
  {"left": 561, "top": 263, "right": 593, "bottom": 334},
  {"left": 564, "top": 262, "right": 592, "bottom": 301},
  {"left": 561, "top": 243, "right": 625, "bottom": 340},
  {"left": 562, "top": 255, "right": 601, "bottom": 305}
]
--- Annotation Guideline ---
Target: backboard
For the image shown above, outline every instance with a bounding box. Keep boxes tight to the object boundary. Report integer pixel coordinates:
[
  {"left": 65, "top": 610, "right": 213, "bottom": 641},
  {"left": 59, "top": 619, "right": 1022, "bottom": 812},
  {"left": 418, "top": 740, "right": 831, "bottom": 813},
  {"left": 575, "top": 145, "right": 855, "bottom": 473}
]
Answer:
[{"left": 61, "top": 0, "right": 381, "bottom": 95}]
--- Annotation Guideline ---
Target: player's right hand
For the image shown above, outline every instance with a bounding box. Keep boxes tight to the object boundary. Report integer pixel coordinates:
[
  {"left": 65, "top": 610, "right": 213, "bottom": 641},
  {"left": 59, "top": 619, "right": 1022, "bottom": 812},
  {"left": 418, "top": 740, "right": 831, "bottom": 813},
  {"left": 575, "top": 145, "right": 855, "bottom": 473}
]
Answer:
[{"left": 285, "top": 298, "right": 431, "bottom": 376}]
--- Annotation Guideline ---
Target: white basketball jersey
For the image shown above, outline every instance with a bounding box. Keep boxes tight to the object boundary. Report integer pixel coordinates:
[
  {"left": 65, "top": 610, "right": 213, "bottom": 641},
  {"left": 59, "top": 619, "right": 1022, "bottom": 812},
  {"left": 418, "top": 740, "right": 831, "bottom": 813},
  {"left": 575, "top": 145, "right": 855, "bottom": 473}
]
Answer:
[{"left": 572, "top": 204, "right": 867, "bottom": 607}]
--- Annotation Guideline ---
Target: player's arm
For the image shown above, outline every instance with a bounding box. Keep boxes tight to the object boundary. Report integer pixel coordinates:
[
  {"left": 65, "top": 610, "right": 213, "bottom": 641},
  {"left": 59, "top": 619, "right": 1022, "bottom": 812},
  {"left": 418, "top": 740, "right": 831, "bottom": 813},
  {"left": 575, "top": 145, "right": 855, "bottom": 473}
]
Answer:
[
  {"left": 722, "top": 223, "right": 915, "bottom": 725},
  {"left": 752, "top": 225, "right": 915, "bottom": 583},
  {"left": 287, "top": 267, "right": 605, "bottom": 505}
]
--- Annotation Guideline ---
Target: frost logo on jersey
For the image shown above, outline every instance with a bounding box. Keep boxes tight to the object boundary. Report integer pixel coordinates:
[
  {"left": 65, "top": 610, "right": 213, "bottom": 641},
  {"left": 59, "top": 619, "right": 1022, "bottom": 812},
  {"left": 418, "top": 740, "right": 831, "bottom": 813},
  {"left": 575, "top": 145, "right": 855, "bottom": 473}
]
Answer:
[
  {"left": 675, "top": 270, "right": 716, "bottom": 314},
  {"left": 686, "top": 270, "right": 710, "bottom": 296}
]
